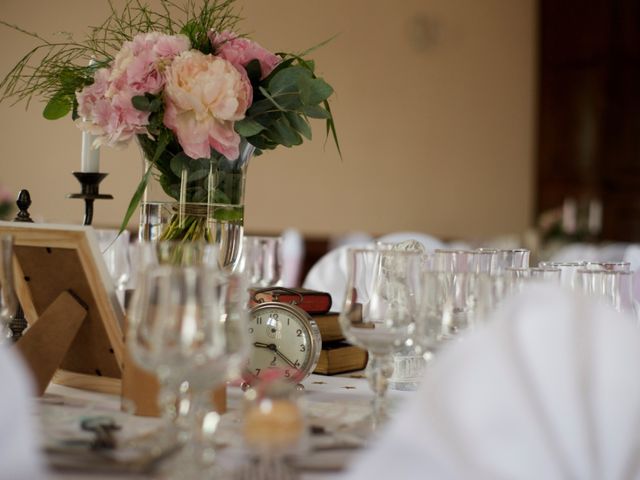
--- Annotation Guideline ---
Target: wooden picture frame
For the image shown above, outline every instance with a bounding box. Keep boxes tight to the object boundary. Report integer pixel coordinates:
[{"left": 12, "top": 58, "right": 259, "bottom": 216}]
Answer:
[{"left": 0, "top": 221, "right": 125, "bottom": 394}]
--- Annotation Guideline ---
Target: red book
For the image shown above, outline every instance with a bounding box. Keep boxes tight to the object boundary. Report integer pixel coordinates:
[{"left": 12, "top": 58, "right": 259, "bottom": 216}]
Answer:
[{"left": 249, "top": 288, "right": 332, "bottom": 315}]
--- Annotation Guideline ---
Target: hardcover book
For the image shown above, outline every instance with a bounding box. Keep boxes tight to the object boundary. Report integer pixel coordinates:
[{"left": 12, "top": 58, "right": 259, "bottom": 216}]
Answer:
[
  {"left": 314, "top": 341, "right": 368, "bottom": 375},
  {"left": 249, "top": 288, "right": 332, "bottom": 315}
]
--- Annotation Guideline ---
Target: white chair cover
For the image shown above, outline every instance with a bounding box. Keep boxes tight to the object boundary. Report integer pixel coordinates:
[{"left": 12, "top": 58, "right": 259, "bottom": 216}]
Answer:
[
  {"left": 280, "top": 228, "right": 305, "bottom": 287},
  {"left": 342, "top": 284, "right": 640, "bottom": 480},
  {"left": 0, "top": 346, "right": 45, "bottom": 479},
  {"left": 303, "top": 244, "right": 371, "bottom": 308}
]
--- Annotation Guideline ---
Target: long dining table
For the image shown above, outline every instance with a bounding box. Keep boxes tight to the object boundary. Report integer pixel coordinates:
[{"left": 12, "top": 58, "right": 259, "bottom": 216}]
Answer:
[{"left": 40, "top": 373, "right": 413, "bottom": 479}]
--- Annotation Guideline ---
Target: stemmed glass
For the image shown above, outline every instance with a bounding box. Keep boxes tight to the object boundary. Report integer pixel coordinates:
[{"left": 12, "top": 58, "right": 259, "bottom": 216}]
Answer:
[
  {"left": 0, "top": 234, "right": 17, "bottom": 342},
  {"left": 127, "top": 264, "right": 249, "bottom": 477},
  {"left": 338, "top": 247, "right": 423, "bottom": 431}
]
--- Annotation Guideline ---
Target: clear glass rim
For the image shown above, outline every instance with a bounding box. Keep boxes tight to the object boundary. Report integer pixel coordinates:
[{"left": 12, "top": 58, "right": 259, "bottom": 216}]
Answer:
[
  {"left": 576, "top": 268, "right": 633, "bottom": 277},
  {"left": 538, "top": 261, "right": 587, "bottom": 267}
]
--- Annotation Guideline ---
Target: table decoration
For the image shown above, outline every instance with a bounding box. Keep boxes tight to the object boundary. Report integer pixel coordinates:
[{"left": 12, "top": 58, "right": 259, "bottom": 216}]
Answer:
[{"left": 0, "top": 0, "right": 340, "bottom": 270}]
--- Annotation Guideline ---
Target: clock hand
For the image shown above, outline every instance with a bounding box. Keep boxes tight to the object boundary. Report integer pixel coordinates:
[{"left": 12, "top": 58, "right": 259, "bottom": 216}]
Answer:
[
  {"left": 273, "top": 348, "right": 297, "bottom": 369},
  {"left": 254, "top": 342, "right": 298, "bottom": 369}
]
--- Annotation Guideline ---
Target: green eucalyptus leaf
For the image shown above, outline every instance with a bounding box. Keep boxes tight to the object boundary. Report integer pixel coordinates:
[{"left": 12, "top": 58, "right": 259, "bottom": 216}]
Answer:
[
  {"left": 132, "top": 95, "right": 151, "bottom": 111},
  {"left": 169, "top": 151, "right": 191, "bottom": 177},
  {"left": 43, "top": 94, "right": 71, "bottom": 120},
  {"left": 273, "top": 117, "right": 302, "bottom": 147},
  {"left": 301, "top": 78, "right": 333, "bottom": 105},
  {"left": 258, "top": 86, "right": 286, "bottom": 112},
  {"left": 262, "top": 57, "right": 295, "bottom": 82},
  {"left": 285, "top": 112, "right": 312, "bottom": 140},
  {"left": 149, "top": 98, "right": 163, "bottom": 112},
  {"left": 235, "top": 117, "right": 265, "bottom": 137},
  {"left": 301, "top": 105, "right": 331, "bottom": 119},
  {"left": 268, "top": 66, "right": 312, "bottom": 95}
]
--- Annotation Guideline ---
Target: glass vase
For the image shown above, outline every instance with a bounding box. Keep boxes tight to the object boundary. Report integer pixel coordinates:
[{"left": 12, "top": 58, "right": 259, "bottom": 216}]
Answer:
[{"left": 138, "top": 136, "right": 254, "bottom": 272}]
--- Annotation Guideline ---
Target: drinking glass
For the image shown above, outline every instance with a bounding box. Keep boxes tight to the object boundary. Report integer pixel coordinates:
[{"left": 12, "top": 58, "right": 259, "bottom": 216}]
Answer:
[
  {"left": 241, "top": 235, "right": 283, "bottom": 287},
  {"left": 575, "top": 268, "right": 634, "bottom": 314},
  {"left": 339, "top": 248, "right": 423, "bottom": 430},
  {"left": 538, "top": 261, "right": 586, "bottom": 290},
  {"left": 492, "top": 248, "right": 530, "bottom": 274},
  {"left": 585, "top": 261, "right": 631, "bottom": 272},
  {"left": 127, "top": 264, "right": 249, "bottom": 477},
  {"left": 0, "top": 235, "right": 17, "bottom": 342}
]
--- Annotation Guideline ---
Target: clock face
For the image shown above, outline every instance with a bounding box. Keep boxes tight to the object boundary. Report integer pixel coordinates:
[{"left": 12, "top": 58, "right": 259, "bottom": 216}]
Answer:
[{"left": 247, "top": 305, "right": 314, "bottom": 381}]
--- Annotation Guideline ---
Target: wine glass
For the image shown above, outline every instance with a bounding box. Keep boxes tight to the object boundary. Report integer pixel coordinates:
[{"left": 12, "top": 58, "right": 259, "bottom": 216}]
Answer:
[
  {"left": 0, "top": 234, "right": 17, "bottom": 342},
  {"left": 338, "top": 247, "right": 423, "bottom": 431},
  {"left": 127, "top": 264, "right": 249, "bottom": 477}
]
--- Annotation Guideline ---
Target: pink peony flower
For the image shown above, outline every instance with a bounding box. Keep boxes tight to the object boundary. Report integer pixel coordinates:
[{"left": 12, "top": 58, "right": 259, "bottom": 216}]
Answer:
[
  {"left": 76, "top": 67, "right": 150, "bottom": 146},
  {"left": 163, "top": 50, "right": 252, "bottom": 160},
  {"left": 75, "top": 32, "right": 190, "bottom": 147},
  {"left": 209, "top": 30, "right": 280, "bottom": 80}
]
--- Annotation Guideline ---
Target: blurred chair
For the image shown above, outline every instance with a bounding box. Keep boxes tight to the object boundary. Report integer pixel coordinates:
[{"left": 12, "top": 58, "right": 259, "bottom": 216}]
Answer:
[
  {"left": 377, "top": 231, "right": 444, "bottom": 252},
  {"left": 0, "top": 346, "right": 45, "bottom": 479},
  {"left": 549, "top": 242, "right": 628, "bottom": 264},
  {"left": 280, "top": 228, "right": 304, "bottom": 288},
  {"left": 303, "top": 243, "right": 372, "bottom": 308},
  {"left": 328, "top": 231, "right": 374, "bottom": 251},
  {"left": 342, "top": 284, "right": 640, "bottom": 480}
]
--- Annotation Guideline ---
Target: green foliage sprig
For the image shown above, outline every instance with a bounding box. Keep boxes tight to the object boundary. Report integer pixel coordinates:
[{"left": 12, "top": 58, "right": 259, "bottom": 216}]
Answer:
[{"left": 0, "top": 0, "right": 241, "bottom": 118}]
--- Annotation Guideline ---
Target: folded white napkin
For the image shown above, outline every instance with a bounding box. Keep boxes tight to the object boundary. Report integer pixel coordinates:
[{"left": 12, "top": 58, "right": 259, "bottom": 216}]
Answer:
[
  {"left": 0, "top": 346, "right": 45, "bottom": 479},
  {"left": 341, "top": 284, "right": 640, "bottom": 480}
]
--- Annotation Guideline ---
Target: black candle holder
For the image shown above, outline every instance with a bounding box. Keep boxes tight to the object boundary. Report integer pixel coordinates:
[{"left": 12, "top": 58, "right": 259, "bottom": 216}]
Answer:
[{"left": 67, "top": 172, "right": 113, "bottom": 226}]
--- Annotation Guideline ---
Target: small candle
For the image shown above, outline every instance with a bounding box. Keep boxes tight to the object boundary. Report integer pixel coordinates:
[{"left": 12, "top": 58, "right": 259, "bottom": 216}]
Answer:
[{"left": 81, "top": 130, "right": 100, "bottom": 173}]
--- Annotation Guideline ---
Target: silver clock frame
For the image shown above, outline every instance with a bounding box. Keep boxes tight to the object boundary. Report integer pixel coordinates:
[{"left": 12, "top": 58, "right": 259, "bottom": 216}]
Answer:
[{"left": 248, "top": 301, "right": 322, "bottom": 382}]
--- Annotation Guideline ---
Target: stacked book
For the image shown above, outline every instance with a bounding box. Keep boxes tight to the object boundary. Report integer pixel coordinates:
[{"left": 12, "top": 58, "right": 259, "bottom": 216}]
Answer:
[
  {"left": 250, "top": 288, "right": 368, "bottom": 375},
  {"left": 313, "top": 312, "right": 368, "bottom": 375}
]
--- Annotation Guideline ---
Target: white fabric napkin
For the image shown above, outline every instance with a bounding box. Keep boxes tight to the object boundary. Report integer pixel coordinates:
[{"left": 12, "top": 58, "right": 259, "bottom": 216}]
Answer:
[
  {"left": 341, "top": 284, "right": 640, "bottom": 480},
  {"left": 0, "top": 346, "right": 45, "bottom": 479}
]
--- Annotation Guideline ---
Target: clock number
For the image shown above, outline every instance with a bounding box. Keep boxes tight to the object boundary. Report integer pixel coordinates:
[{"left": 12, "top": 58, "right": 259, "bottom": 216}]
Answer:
[
  {"left": 296, "top": 329, "right": 302, "bottom": 337},
  {"left": 287, "top": 317, "right": 290, "bottom": 326},
  {"left": 257, "top": 316, "right": 262, "bottom": 324},
  {"left": 255, "top": 368, "right": 261, "bottom": 376},
  {"left": 271, "top": 313, "right": 279, "bottom": 320},
  {"left": 248, "top": 327, "right": 254, "bottom": 334},
  {"left": 294, "top": 359, "right": 301, "bottom": 368},
  {"left": 270, "top": 356, "right": 277, "bottom": 366},
  {"left": 284, "top": 370, "right": 291, "bottom": 378},
  {"left": 300, "top": 344, "right": 306, "bottom": 352}
]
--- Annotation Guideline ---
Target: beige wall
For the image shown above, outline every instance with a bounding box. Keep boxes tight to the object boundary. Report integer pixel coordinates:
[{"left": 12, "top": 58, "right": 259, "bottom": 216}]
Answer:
[{"left": 0, "top": 0, "right": 536, "bottom": 240}]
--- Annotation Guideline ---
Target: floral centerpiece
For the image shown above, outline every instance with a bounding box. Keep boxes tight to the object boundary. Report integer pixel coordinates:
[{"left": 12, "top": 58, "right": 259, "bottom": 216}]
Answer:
[{"left": 0, "top": 0, "right": 339, "bottom": 261}]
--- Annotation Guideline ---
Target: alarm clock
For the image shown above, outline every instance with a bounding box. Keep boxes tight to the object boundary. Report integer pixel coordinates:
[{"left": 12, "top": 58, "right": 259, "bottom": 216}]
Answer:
[{"left": 246, "top": 288, "right": 322, "bottom": 384}]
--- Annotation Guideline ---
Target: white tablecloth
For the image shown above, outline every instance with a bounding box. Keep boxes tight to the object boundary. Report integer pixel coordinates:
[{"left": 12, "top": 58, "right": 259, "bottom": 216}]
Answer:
[{"left": 40, "top": 374, "right": 412, "bottom": 479}]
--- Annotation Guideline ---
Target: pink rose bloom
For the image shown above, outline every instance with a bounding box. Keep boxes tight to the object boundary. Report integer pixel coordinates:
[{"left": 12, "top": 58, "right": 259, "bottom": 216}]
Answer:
[
  {"left": 75, "top": 32, "right": 190, "bottom": 147},
  {"left": 163, "top": 50, "right": 252, "bottom": 160},
  {"left": 209, "top": 30, "right": 280, "bottom": 80}
]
